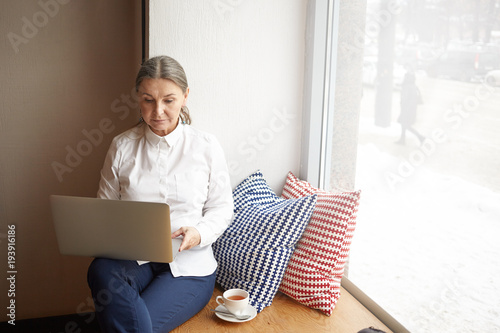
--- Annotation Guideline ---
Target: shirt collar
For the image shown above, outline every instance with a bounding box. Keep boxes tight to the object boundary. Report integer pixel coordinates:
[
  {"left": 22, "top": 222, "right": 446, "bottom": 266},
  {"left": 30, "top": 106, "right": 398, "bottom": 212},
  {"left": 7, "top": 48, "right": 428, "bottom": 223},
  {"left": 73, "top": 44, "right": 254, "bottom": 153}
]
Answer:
[{"left": 144, "top": 119, "right": 184, "bottom": 147}]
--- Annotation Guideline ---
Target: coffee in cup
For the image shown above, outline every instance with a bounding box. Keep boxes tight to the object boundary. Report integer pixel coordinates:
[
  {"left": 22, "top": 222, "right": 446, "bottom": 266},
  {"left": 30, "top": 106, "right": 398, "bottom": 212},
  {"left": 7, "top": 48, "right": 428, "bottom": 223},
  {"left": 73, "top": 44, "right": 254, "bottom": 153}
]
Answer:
[{"left": 216, "top": 289, "right": 249, "bottom": 315}]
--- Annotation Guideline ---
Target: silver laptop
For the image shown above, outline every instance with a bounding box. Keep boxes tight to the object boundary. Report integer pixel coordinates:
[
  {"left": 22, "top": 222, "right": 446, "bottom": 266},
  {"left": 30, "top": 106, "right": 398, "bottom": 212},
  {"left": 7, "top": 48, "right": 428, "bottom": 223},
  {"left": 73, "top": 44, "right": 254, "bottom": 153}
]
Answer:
[{"left": 50, "top": 195, "right": 181, "bottom": 263}]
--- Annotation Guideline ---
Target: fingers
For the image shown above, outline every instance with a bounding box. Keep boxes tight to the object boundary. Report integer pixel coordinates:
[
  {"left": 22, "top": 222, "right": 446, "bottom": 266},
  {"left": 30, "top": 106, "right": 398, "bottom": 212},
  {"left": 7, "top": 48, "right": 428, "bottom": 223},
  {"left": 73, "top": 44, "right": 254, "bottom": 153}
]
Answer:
[
  {"left": 172, "top": 227, "right": 201, "bottom": 252},
  {"left": 171, "top": 229, "right": 183, "bottom": 238}
]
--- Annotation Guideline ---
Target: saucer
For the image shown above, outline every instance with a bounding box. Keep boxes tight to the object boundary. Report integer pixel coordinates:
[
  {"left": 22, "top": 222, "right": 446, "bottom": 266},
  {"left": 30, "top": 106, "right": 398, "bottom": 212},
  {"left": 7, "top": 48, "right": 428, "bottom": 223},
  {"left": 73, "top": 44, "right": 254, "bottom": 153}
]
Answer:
[{"left": 214, "top": 304, "right": 257, "bottom": 323}]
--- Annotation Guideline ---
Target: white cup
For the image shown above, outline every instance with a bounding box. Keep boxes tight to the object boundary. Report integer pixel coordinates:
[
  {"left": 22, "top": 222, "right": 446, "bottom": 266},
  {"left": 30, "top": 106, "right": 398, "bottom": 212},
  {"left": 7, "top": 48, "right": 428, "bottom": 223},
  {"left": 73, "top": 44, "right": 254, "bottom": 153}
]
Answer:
[{"left": 216, "top": 289, "right": 249, "bottom": 316}]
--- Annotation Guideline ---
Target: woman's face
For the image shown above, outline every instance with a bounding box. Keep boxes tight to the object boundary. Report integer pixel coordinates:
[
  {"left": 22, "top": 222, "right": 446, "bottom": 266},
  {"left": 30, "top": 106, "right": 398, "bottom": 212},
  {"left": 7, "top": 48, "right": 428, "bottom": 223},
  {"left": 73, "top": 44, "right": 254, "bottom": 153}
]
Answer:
[{"left": 138, "top": 78, "right": 189, "bottom": 136}]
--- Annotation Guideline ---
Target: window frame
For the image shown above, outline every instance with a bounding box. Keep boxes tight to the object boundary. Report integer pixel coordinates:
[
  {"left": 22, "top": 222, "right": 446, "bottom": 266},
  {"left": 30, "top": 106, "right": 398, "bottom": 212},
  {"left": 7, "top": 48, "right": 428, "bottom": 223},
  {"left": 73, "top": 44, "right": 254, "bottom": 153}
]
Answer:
[{"left": 300, "top": 0, "right": 336, "bottom": 189}]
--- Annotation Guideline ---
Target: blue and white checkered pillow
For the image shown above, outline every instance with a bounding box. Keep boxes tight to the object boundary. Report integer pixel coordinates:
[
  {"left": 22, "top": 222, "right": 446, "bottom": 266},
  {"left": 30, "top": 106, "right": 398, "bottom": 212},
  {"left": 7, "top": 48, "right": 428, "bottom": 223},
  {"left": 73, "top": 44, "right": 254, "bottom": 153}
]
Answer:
[
  {"left": 231, "top": 170, "right": 278, "bottom": 213},
  {"left": 213, "top": 171, "right": 317, "bottom": 312}
]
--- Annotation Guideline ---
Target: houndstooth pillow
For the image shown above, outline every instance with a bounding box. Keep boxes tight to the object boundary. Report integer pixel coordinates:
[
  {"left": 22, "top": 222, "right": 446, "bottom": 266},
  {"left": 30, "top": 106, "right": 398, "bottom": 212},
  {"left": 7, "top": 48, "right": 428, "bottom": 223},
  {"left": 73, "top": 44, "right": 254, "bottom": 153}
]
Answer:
[
  {"left": 213, "top": 171, "right": 317, "bottom": 312},
  {"left": 278, "top": 172, "right": 361, "bottom": 316},
  {"left": 231, "top": 170, "right": 278, "bottom": 213}
]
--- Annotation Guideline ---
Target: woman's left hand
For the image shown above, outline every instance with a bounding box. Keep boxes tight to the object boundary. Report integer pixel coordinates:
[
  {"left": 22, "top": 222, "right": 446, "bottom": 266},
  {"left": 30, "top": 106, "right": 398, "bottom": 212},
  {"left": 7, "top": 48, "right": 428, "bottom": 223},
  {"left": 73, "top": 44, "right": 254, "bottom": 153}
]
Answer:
[{"left": 171, "top": 226, "right": 201, "bottom": 252}]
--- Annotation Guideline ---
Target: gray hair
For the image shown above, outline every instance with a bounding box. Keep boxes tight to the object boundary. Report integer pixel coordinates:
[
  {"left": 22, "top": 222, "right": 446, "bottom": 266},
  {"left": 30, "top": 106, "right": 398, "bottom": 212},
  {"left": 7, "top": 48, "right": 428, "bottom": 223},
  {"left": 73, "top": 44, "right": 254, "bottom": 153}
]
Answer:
[{"left": 136, "top": 55, "right": 191, "bottom": 124}]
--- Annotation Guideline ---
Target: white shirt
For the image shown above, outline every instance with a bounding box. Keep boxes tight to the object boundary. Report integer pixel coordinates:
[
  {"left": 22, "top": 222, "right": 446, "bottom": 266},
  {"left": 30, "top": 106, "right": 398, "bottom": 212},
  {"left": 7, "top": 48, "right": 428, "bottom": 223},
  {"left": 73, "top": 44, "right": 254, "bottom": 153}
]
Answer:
[{"left": 97, "top": 122, "right": 234, "bottom": 277}]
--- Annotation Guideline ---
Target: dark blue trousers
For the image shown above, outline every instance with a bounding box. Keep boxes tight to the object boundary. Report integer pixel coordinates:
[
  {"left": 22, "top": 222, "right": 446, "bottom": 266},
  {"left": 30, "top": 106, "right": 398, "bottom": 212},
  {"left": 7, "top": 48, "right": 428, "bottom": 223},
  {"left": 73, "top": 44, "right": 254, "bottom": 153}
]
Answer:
[{"left": 87, "top": 258, "right": 216, "bottom": 332}]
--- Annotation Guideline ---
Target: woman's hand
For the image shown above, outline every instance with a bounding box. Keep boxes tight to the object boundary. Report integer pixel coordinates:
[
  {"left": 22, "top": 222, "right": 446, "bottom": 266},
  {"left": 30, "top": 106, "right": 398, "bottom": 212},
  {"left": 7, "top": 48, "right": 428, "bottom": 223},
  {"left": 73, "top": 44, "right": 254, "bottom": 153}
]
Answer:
[{"left": 171, "top": 226, "right": 201, "bottom": 252}]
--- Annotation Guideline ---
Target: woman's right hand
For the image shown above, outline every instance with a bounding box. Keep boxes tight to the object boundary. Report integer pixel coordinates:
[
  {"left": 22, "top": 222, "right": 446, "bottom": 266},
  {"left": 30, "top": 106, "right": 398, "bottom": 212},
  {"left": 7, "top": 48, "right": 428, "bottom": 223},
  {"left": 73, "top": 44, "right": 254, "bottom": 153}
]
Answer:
[{"left": 171, "top": 226, "right": 201, "bottom": 252}]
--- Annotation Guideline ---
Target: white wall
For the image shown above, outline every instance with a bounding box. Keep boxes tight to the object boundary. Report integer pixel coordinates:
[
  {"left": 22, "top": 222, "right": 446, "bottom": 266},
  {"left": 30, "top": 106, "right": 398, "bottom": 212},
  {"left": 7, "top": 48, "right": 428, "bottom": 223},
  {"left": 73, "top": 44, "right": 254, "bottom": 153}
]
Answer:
[{"left": 148, "top": 0, "right": 307, "bottom": 192}]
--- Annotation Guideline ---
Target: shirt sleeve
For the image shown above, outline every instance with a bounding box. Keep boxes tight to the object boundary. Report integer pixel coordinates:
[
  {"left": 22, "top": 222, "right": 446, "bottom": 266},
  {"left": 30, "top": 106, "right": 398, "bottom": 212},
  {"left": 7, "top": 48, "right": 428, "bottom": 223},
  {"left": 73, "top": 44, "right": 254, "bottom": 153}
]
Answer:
[
  {"left": 97, "top": 138, "right": 121, "bottom": 200},
  {"left": 195, "top": 137, "right": 234, "bottom": 247}
]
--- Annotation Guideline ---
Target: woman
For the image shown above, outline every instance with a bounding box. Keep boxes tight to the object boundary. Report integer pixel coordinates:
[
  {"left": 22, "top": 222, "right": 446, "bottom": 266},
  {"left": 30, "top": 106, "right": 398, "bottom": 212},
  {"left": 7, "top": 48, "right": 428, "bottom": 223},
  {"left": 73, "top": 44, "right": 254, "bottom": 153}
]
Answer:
[{"left": 87, "top": 56, "right": 234, "bottom": 332}]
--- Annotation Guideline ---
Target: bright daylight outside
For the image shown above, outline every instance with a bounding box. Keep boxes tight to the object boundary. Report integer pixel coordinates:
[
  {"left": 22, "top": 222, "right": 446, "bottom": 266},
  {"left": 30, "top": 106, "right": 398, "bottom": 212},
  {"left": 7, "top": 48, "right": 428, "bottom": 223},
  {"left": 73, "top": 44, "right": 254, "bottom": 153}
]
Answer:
[{"left": 348, "top": 1, "right": 500, "bottom": 332}]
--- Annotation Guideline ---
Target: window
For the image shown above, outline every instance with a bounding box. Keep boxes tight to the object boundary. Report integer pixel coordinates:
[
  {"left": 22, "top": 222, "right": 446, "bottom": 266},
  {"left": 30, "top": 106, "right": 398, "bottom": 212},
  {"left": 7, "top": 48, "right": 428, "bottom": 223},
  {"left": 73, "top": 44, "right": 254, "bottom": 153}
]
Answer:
[
  {"left": 346, "top": 1, "right": 500, "bottom": 332},
  {"left": 304, "top": 1, "right": 500, "bottom": 332}
]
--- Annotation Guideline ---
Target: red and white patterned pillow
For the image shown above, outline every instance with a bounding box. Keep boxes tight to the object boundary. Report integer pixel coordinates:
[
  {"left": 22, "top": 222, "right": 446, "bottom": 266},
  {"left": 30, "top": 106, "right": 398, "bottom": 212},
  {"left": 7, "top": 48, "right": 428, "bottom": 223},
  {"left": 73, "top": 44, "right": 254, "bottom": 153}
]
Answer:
[{"left": 278, "top": 172, "right": 361, "bottom": 316}]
